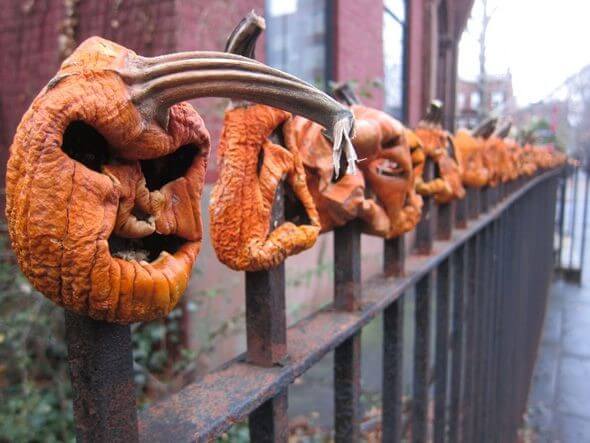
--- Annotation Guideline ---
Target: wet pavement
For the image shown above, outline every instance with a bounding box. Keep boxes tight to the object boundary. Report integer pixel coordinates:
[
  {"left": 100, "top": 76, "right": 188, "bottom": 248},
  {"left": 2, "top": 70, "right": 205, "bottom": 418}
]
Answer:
[{"left": 527, "top": 279, "right": 590, "bottom": 442}]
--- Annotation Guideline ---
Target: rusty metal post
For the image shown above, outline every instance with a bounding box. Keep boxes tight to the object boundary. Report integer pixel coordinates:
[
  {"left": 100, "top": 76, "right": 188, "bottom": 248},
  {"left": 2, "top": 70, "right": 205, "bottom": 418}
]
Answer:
[
  {"left": 437, "top": 202, "right": 455, "bottom": 240},
  {"left": 65, "top": 312, "right": 138, "bottom": 443},
  {"left": 448, "top": 245, "right": 466, "bottom": 443},
  {"left": 413, "top": 159, "right": 436, "bottom": 442},
  {"left": 334, "top": 220, "right": 362, "bottom": 442},
  {"left": 246, "top": 132, "right": 289, "bottom": 442},
  {"left": 433, "top": 257, "right": 451, "bottom": 443},
  {"left": 467, "top": 187, "right": 480, "bottom": 219},
  {"left": 382, "top": 235, "right": 406, "bottom": 442},
  {"left": 416, "top": 160, "right": 436, "bottom": 254},
  {"left": 455, "top": 196, "right": 468, "bottom": 229}
]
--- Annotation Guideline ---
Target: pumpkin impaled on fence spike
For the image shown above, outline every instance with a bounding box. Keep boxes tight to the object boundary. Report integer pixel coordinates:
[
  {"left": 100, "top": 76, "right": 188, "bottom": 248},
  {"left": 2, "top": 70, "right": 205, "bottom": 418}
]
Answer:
[
  {"left": 284, "top": 81, "right": 423, "bottom": 238},
  {"left": 453, "top": 124, "right": 491, "bottom": 188},
  {"left": 209, "top": 12, "right": 356, "bottom": 271},
  {"left": 413, "top": 101, "right": 466, "bottom": 204},
  {"left": 6, "top": 32, "right": 355, "bottom": 322}
]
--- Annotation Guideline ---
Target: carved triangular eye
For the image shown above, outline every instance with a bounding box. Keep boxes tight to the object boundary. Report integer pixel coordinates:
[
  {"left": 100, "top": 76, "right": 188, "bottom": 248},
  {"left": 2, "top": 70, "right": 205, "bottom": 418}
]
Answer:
[{"left": 61, "top": 121, "right": 112, "bottom": 172}]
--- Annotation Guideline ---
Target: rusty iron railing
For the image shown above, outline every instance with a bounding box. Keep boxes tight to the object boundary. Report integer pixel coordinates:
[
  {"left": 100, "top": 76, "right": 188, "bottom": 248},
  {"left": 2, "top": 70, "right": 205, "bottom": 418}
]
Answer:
[{"left": 64, "top": 166, "right": 563, "bottom": 442}]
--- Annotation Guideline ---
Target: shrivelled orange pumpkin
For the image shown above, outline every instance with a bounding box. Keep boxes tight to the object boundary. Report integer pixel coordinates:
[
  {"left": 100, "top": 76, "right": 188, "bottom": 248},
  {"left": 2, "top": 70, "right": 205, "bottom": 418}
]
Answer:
[
  {"left": 283, "top": 115, "right": 367, "bottom": 233},
  {"left": 209, "top": 12, "right": 355, "bottom": 271},
  {"left": 413, "top": 101, "right": 466, "bottom": 204},
  {"left": 6, "top": 28, "right": 354, "bottom": 321},
  {"left": 351, "top": 104, "right": 423, "bottom": 238},
  {"left": 452, "top": 129, "right": 490, "bottom": 187}
]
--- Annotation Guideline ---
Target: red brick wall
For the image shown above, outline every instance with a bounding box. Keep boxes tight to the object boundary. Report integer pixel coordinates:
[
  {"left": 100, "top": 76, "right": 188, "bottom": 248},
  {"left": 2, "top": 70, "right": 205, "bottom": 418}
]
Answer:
[
  {"left": 0, "top": 0, "right": 262, "bottom": 210},
  {"left": 333, "top": 0, "right": 384, "bottom": 110}
]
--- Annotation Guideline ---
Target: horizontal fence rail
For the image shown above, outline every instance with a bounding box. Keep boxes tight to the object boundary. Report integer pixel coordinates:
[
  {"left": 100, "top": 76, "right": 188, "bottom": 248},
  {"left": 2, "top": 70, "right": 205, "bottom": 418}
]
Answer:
[{"left": 65, "top": 167, "right": 563, "bottom": 442}]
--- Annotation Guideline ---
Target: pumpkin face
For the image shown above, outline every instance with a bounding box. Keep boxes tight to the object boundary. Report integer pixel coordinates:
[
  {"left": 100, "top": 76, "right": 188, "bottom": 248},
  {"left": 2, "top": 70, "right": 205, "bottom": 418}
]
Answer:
[
  {"left": 414, "top": 123, "right": 466, "bottom": 204},
  {"left": 6, "top": 32, "right": 356, "bottom": 321},
  {"left": 453, "top": 129, "right": 490, "bottom": 188},
  {"left": 351, "top": 105, "right": 423, "bottom": 238},
  {"left": 283, "top": 116, "right": 367, "bottom": 233},
  {"left": 6, "top": 38, "right": 211, "bottom": 323},
  {"left": 209, "top": 104, "right": 321, "bottom": 271}
]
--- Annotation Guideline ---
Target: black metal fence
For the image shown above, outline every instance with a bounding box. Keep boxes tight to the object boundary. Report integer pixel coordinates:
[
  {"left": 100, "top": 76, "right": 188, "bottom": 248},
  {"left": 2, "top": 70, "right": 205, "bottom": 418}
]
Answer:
[
  {"left": 64, "top": 167, "right": 563, "bottom": 442},
  {"left": 555, "top": 165, "right": 589, "bottom": 284}
]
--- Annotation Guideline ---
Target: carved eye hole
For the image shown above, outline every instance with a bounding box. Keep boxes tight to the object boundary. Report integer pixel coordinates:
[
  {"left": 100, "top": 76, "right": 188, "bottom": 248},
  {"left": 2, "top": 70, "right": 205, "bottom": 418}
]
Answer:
[
  {"left": 140, "top": 144, "right": 199, "bottom": 191},
  {"left": 61, "top": 121, "right": 112, "bottom": 172}
]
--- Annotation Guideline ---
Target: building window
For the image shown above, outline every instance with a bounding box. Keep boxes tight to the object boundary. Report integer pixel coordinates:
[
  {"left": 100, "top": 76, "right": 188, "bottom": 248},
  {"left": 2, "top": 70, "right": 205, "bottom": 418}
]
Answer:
[
  {"left": 383, "top": 0, "right": 407, "bottom": 120},
  {"left": 470, "top": 91, "right": 480, "bottom": 109},
  {"left": 265, "top": 0, "right": 327, "bottom": 89},
  {"left": 458, "top": 93, "right": 465, "bottom": 110},
  {"left": 491, "top": 91, "right": 504, "bottom": 108}
]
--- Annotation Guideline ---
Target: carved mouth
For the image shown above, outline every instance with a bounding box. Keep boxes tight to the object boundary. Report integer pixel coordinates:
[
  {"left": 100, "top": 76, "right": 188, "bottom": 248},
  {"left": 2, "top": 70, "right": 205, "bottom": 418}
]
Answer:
[
  {"left": 372, "top": 158, "right": 407, "bottom": 179},
  {"left": 60, "top": 118, "right": 202, "bottom": 265},
  {"left": 108, "top": 233, "right": 186, "bottom": 262},
  {"left": 377, "top": 160, "right": 404, "bottom": 177}
]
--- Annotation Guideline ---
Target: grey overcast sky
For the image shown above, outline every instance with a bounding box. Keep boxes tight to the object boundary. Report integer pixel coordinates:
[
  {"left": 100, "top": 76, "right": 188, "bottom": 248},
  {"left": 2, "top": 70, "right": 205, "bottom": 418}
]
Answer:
[{"left": 458, "top": 0, "right": 590, "bottom": 106}]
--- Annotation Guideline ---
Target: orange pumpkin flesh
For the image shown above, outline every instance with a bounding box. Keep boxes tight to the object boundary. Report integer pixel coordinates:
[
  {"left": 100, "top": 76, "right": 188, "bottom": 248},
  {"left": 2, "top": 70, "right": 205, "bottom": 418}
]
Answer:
[
  {"left": 452, "top": 129, "right": 490, "bottom": 188},
  {"left": 414, "top": 124, "right": 466, "bottom": 204},
  {"left": 6, "top": 39, "right": 210, "bottom": 323},
  {"left": 209, "top": 104, "right": 321, "bottom": 271},
  {"left": 351, "top": 105, "right": 423, "bottom": 238},
  {"left": 6, "top": 31, "right": 356, "bottom": 321}
]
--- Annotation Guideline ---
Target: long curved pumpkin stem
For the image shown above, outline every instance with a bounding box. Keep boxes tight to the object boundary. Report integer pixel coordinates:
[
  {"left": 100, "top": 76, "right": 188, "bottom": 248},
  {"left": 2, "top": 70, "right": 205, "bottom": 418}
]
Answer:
[{"left": 120, "top": 12, "right": 356, "bottom": 177}]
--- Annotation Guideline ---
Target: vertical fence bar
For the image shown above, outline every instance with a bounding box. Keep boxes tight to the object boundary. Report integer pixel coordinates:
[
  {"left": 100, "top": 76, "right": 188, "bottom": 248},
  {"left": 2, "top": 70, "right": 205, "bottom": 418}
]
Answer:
[
  {"left": 65, "top": 312, "right": 138, "bottom": 443},
  {"left": 413, "top": 160, "right": 435, "bottom": 442},
  {"left": 246, "top": 164, "right": 288, "bottom": 442},
  {"left": 334, "top": 220, "right": 362, "bottom": 442},
  {"left": 434, "top": 257, "right": 451, "bottom": 443},
  {"left": 437, "top": 202, "right": 455, "bottom": 240},
  {"left": 416, "top": 160, "right": 436, "bottom": 254},
  {"left": 448, "top": 245, "right": 466, "bottom": 443},
  {"left": 568, "top": 166, "right": 580, "bottom": 267},
  {"left": 556, "top": 168, "right": 567, "bottom": 268},
  {"left": 579, "top": 171, "right": 589, "bottom": 273},
  {"left": 455, "top": 196, "right": 468, "bottom": 229},
  {"left": 413, "top": 273, "right": 432, "bottom": 443},
  {"left": 382, "top": 236, "right": 406, "bottom": 443},
  {"left": 467, "top": 187, "right": 480, "bottom": 219},
  {"left": 462, "top": 234, "right": 479, "bottom": 443}
]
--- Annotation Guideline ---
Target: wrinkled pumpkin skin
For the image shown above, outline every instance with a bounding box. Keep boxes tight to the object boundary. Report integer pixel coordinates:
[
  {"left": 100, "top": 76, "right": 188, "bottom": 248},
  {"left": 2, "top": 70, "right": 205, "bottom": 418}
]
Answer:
[
  {"left": 283, "top": 116, "right": 368, "bottom": 233},
  {"left": 348, "top": 105, "right": 423, "bottom": 239},
  {"left": 483, "top": 135, "right": 515, "bottom": 186},
  {"left": 209, "top": 104, "right": 320, "bottom": 271},
  {"left": 452, "top": 129, "right": 490, "bottom": 188},
  {"left": 414, "top": 123, "right": 466, "bottom": 204},
  {"left": 283, "top": 105, "right": 423, "bottom": 239},
  {"left": 6, "top": 38, "right": 210, "bottom": 323}
]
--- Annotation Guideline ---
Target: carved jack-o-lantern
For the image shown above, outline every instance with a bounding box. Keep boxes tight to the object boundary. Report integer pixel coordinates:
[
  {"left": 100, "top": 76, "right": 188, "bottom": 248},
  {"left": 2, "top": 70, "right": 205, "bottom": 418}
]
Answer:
[
  {"left": 6, "top": 24, "right": 354, "bottom": 320},
  {"left": 209, "top": 13, "right": 356, "bottom": 271},
  {"left": 413, "top": 101, "right": 466, "bottom": 204},
  {"left": 452, "top": 129, "right": 490, "bottom": 188},
  {"left": 283, "top": 115, "right": 367, "bottom": 233},
  {"left": 483, "top": 121, "right": 516, "bottom": 186},
  {"left": 351, "top": 104, "right": 423, "bottom": 238},
  {"left": 284, "top": 83, "right": 422, "bottom": 239}
]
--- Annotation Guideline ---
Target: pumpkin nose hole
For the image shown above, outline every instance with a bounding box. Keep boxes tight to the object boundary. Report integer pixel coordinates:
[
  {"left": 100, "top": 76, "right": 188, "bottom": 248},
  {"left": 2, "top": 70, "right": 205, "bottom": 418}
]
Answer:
[
  {"left": 62, "top": 121, "right": 112, "bottom": 172},
  {"left": 140, "top": 144, "right": 199, "bottom": 191}
]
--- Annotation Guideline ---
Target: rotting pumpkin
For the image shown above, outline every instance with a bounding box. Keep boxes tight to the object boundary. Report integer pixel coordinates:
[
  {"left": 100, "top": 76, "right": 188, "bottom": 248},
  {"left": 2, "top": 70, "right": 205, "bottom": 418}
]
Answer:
[{"left": 5, "top": 31, "right": 355, "bottom": 322}]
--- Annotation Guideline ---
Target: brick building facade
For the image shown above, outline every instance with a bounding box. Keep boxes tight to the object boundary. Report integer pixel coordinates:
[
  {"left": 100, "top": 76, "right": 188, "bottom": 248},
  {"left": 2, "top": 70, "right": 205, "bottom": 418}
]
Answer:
[{"left": 0, "top": 0, "right": 473, "bottom": 190}]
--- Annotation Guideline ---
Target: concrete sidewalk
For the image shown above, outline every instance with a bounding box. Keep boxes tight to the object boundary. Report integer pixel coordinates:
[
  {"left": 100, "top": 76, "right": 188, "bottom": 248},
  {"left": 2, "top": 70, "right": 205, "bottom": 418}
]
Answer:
[{"left": 527, "top": 278, "right": 590, "bottom": 442}]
